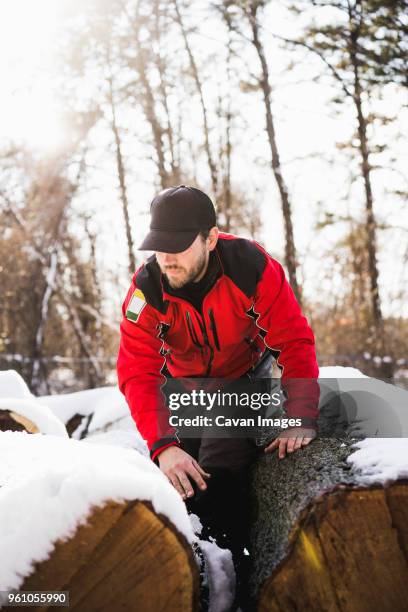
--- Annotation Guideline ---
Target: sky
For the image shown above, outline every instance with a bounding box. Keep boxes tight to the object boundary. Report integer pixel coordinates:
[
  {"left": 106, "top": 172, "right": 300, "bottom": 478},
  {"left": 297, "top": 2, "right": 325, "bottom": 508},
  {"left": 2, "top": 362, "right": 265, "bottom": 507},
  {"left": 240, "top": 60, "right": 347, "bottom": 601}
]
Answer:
[
  {"left": 0, "top": 0, "right": 407, "bottom": 319},
  {"left": 0, "top": 1, "right": 66, "bottom": 150}
]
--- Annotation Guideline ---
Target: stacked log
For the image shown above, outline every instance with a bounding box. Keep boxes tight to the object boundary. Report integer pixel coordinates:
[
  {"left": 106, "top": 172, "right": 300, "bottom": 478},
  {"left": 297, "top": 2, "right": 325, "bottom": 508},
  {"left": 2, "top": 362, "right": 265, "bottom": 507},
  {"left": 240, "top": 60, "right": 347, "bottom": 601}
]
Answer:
[
  {"left": 4, "top": 500, "right": 199, "bottom": 612},
  {"left": 249, "top": 437, "right": 408, "bottom": 612},
  {"left": 0, "top": 409, "right": 39, "bottom": 433}
]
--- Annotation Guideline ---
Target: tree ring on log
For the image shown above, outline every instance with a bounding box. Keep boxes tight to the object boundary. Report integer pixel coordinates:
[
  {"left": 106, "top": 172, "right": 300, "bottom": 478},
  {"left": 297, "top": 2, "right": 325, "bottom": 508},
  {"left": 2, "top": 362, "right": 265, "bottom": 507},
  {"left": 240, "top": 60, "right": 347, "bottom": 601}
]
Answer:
[
  {"left": 0, "top": 409, "right": 39, "bottom": 433},
  {"left": 14, "top": 500, "right": 199, "bottom": 612}
]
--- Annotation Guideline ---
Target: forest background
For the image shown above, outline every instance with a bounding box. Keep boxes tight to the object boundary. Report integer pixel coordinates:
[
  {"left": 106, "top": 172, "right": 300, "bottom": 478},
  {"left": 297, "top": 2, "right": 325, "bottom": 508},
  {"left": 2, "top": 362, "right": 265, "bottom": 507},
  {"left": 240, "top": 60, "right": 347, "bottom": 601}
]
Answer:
[{"left": 0, "top": 0, "right": 407, "bottom": 394}]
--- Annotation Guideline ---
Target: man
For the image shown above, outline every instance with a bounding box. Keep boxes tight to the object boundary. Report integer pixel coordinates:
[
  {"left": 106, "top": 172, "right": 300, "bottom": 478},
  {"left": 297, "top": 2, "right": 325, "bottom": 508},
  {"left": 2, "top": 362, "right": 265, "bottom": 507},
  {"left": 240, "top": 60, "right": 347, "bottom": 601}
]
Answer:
[{"left": 117, "top": 185, "right": 319, "bottom": 608}]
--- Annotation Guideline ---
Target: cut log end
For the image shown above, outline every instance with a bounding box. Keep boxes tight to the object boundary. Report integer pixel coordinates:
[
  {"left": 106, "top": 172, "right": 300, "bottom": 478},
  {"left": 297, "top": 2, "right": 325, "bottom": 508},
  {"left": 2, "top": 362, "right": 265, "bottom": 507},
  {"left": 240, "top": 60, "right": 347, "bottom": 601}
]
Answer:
[
  {"left": 258, "top": 483, "right": 408, "bottom": 612},
  {"left": 0, "top": 409, "right": 39, "bottom": 433},
  {"left": 9, "top": 500, "right": 199, "bottom": 612}
]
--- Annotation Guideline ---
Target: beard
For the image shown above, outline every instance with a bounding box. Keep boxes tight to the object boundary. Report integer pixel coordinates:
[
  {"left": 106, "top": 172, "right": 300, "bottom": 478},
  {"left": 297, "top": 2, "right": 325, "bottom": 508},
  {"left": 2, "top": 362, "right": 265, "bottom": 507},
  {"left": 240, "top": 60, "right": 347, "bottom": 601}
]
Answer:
[{"left": 161, "top": 248, "right": 208, "bottom": 289}]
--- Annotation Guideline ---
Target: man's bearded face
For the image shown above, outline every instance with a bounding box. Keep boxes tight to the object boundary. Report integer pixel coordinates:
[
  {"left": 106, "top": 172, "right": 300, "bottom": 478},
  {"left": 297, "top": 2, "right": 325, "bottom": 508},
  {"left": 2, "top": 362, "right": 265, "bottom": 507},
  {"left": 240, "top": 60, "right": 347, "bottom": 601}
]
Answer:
[{"left": 156, "top": 234, "right": 208, "bottom": 289}]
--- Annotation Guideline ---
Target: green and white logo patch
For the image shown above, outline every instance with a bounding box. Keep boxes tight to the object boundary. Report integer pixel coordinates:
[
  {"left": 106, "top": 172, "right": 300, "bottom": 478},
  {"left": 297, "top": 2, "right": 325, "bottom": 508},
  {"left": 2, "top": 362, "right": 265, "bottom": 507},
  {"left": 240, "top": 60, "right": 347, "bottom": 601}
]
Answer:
[{"left": 126, "top": 288, "right": 146, "bottom": 322}]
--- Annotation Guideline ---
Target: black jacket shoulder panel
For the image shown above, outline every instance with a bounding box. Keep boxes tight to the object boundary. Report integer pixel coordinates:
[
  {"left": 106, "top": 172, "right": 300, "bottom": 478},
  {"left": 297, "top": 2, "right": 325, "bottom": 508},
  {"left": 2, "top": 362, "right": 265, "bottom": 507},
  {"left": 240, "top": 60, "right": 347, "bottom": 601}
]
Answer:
[
  {"left": 135, "top": 255, "right": 169, "bottom": 315},
  {"left": 216, "top": 237, "right": 267, "bottom": 298}
]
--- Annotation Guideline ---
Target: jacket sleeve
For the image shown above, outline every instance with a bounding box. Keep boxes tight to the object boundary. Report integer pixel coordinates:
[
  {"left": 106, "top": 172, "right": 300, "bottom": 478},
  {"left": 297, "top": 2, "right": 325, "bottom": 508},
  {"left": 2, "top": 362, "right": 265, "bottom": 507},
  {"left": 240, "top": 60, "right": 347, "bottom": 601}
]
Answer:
[
  {"left": 116, "top": 270, "right": 180, "bottom": 462},
  {"left": 253, "top": 250, "right": 320, "bottom": 427}
]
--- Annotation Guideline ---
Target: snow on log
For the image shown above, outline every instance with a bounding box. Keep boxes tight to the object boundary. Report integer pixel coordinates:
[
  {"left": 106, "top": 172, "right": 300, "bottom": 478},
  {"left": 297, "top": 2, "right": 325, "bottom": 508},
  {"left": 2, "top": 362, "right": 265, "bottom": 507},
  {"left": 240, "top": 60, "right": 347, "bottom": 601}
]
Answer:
[
  {"left": 38, "top": 386, "right": 129, "bottom": 437},
  {"left": 249, "top": 437, "right": 408, "bottom": 612},
  {"left": 0, "top": 370, "right": 67, "bottom": 436},
  {"left": 0, "top": 432, "right": 199, "bottom": 611},
  {"left": 0, "top": 399, "right": 68, "bottom": 436},
  {"left": 39, "top": 386, "right": 147, "bottom": 454},
  {"left": 0, "top": 370, "right": 33, "bottom": 399},
  {"left": 0, "top": 371, "right": 144, "bottom": 448},
  {"left": 0, "top": 408, "right": 39, "bottom": 433}
]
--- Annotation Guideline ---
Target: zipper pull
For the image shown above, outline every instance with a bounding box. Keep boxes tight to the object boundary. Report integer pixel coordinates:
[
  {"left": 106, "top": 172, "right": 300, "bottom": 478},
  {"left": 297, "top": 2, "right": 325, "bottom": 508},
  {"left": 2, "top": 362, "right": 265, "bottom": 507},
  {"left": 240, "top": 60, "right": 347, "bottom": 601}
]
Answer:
[
  {"left": 209, "top": 308, "right": 220, "bottom": 351},
  {"left": 245, "top": 336, "right": 261, "bottom": 354}
]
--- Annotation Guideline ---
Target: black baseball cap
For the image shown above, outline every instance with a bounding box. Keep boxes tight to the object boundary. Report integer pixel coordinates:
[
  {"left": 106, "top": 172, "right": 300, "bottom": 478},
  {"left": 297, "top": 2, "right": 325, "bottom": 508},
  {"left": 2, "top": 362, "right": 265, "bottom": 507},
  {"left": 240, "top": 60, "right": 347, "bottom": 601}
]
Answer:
[{"left": 138, "top": 185, "right": 217, "bottom": 253}]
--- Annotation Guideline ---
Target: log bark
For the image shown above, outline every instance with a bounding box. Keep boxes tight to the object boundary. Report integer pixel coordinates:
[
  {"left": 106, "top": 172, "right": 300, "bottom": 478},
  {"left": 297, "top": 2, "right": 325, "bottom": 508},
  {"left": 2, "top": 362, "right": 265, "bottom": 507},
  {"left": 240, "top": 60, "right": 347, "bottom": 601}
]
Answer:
[
  {"left": 7, "top": 500, "right": 199, "bottom": 612},
  {"left": 249, "top": 437, "right": 408, "bottom": 612}
]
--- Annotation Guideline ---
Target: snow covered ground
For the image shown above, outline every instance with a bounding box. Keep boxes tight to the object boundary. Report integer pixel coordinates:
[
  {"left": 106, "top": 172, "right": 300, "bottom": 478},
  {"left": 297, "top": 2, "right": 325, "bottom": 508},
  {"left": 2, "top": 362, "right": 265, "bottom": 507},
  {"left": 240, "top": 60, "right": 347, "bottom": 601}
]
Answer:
[{"left": 0, "top": 367, "right": 407, "bottom": 611}]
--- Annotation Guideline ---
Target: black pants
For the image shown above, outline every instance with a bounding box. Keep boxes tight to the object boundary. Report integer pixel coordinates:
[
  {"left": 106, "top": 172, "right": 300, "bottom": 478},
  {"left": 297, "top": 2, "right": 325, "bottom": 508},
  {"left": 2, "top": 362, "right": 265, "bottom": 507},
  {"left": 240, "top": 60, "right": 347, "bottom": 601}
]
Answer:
[
  {"left": 182, "top": 436, "right": 260, "bottom": 609},
  {"left": 165, "top": 350, "right": 276, "bottom": 608}
]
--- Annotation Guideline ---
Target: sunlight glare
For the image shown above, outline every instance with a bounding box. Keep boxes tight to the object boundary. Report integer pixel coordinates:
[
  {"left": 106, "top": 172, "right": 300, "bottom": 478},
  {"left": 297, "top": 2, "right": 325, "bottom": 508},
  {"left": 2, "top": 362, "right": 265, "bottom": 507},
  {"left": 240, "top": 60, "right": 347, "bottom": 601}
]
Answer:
[{"left": 0, "top": 0, "right": 70, "bottom": 152}]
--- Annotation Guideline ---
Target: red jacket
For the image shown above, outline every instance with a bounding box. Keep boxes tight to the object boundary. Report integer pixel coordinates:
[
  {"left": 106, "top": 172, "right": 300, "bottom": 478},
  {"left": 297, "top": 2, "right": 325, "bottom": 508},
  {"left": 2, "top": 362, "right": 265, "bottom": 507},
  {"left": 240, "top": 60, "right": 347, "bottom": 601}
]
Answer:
[{"left": 117, "top": 233, "right": 319, "bottom": 460}]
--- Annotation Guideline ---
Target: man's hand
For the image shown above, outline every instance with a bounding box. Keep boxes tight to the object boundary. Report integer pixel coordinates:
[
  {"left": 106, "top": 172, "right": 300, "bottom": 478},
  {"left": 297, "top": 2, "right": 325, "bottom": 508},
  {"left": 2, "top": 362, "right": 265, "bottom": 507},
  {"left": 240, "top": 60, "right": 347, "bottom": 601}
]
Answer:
[
  {"left": 264, "top": 427, "right": 317, "bottom": 460},
  {"left": 158, "top": 446, "right": 211, "bottom": 500}
]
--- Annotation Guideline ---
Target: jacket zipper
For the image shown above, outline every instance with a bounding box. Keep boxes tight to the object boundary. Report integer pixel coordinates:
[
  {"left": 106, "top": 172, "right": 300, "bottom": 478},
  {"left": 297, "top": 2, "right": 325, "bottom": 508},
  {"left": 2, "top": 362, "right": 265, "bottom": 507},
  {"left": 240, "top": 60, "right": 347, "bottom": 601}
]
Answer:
[
  {"left": 245, "top": 336, "right": 261, "bottom": 351},
  {"left": 172, "top": 278, "right": 223, "bottom": 378},
  {"left": 160, "top": 346, "right": 174, "bottom": 365},
  {"left": 199, "top": 318, "right": 214, "bottom": 377},
  {"left": 186, "top": 310, "right": 214, "bottom": 377},
  {"left": 245, "top": 336, "right": 262, "bottom": 365},
  {"left": 209, "top": 308, "right": 220, "bottom": 351},
  {"left": 186, "top": 311, "right": 201, "bottom": 347}
]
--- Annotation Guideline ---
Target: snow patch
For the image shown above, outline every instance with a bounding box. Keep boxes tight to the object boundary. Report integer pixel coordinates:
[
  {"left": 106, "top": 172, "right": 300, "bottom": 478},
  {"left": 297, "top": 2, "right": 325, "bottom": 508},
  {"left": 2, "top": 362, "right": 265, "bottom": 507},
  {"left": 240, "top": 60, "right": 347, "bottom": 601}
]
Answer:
[
  {"left": 347, "top": 438, "right": 408, "bottom": 485},
  {"left": 189, "top": 512, "right": 203, "bottom": 535},
  {"left": 38, "top": 386, "right": 140, "bottom": 442},
  {"left": 199, "top": 539, "right": 235, "bottom": 612},
  {"left": 319, "top": 366, "right": 367, "bottom": 378},
  {"left": 0, "top": 370, "right": 33, "bottom": 399},
  {"left": 190, "top": 512, "right": 235, "bottom": 612},
  {"left": 39, "top": 386, "right": 129, "bottom": 428},
  {"left": 82, "top": 430, "right": 148, "bottom": 456}
]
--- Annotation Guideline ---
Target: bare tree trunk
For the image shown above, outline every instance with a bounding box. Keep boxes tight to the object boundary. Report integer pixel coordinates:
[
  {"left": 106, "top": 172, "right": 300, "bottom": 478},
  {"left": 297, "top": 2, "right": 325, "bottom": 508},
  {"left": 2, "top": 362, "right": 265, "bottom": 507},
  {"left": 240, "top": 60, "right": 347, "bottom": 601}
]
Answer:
[
  {"left": 173, "top": 0, "right": 219, "bottom": 197},
  {"left": 247, "top": 4, "right": 302, "bottom": 305},
  {"left": 222, "top": 34, "right": 233, "bottom": 233},
  {"left": 60, "top": 290, "right": 103, "bottom": 385},
  {"left": 138, "top": 76, "right": 168, "bottom": 187},
  {"left": 31, "top": 247, "right": 59, "bottom": 392},
  {"left": 30, "top": 164, "right": 79, "bottom": 393},
  {"left": 4, "top": 167, "right": 105, "bottom": 391},
  {"left": 152, "top": 0, "right": 181, "bottom": 184},
  {"left": 215, "top": 91, "right": 228, "bottom": 232},
  {"left": 107, "top": 75, "right": 137, "bottom": 276},
  {"left": 121, "top": 3, "right": 171, "bottom": 189},
  {"left": 5, "top": 200, "right": 115, "bottom": 359},
  {"left": 349, "top": 26, "right": 384, "bottom": 353},
  {"left": 135, "top": 54, "right": 170, "bottom": 190},
  {"left": 83, "top": 216, "right": 104, "bottom": 369},
  {"left": 175, "top": 104, "right": 183, "bottom": 179},
  {"left": 223, "top": 115, "right": 232, "bottom": 233},
  {"left": 132, "top": 5, "right": 171, "bottom": 189}
]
